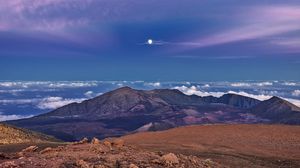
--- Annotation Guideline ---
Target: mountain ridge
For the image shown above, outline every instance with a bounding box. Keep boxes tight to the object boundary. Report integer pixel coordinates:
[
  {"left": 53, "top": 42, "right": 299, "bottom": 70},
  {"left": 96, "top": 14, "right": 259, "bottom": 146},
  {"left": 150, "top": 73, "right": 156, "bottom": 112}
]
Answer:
[{"left": 5, "top": 87, "right": 300, "bottom": 141}]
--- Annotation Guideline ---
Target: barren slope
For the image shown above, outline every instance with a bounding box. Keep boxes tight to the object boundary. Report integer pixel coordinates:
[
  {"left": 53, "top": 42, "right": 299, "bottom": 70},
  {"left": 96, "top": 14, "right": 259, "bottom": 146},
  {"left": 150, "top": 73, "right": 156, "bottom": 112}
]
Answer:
[
  {"left": 122, "top": 124, "right": 300, "bottom": 167},
  {"left": 0, "top": 139, "right": 221, "bottom": 168},
  {"left": 0, "top": 124, "right": 59, "bottom": 145}
]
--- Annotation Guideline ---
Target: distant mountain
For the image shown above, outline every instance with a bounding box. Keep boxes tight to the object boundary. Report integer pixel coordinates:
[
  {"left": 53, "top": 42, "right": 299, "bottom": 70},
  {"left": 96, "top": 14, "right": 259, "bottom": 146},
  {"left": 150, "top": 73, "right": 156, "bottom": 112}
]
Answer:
[
  {"left": 201, "top": 93, "right": 261, "bottom": 108},
  {"left": 250, "top": 96, "right": 300, "bottom": 124},
  {"left": 5, "top": 87, "right": 300, "bottom": 141},
  {"left": 0, "top": 123, "right": 59, "bottom": 144}
]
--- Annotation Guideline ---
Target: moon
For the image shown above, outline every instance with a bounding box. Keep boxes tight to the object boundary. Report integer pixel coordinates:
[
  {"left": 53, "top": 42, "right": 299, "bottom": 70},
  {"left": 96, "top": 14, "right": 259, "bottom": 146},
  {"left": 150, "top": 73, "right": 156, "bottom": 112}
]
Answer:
[{"left": 147, "top": 39, "right": 153, "bottom": 45}]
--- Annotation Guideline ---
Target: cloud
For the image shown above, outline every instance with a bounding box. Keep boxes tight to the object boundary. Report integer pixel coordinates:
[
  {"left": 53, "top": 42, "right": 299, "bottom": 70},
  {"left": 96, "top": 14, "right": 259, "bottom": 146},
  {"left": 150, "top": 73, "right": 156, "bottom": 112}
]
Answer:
[
  {"left": 0, "top": 112, "right": 33, "bottom": 122},
  {"left": 179, "top": 6, "right": 300, "bottom": 53},
  {"left": 145, "top": 82, "right": 161, "bottom": 87},
  {"left": 230, "top": 83, "right": 251, "bottom": 87},
  {"left": 292, "top": 90, "right": 300, "bottom": 96},
  {"left": 174, "top": 85, "right": 272, "bottom": 101},
  {"left": 282, "top": 82, "right": 297, "bottom": 86},
  {"left": 203, "top": 84, "right": 210, "bottom": 88},
  {"left": 173, "top": 86, "right": 225, "bottom": 97},
  {"left": 0, "top": 0, "right": 91, "bottom": 32},
  {"left": 284, "top": 98, "right": 300, "bottom": 107},
  {"left": 0, "top": 81, "right": 98, "bottom": 89},
  {"left": 48, "top": 82, "right": 98, "bottom": 88},
  {"left": 230, "top": 82, "right": 272, "bottom": 87},
  {"left": 226, "top": 91, "right": 272, "bottom": 101},
  {"left": 84, "top": 91, "right": 102, "bottom": 98},
  {"left": 0, "top": 98, "right": 40, "bottom": 104},
  {"left": 36, "top": 97, "right": 86, "bottom": 110},
  {"left": 0, "top": 96, "right": 86, "bottom": 110}
]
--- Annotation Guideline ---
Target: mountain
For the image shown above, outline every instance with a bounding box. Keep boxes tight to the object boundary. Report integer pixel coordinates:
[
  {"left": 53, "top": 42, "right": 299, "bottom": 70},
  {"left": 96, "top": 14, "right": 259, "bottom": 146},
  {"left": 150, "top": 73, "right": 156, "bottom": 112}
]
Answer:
[
  {"left": 5, "top": 87, "right": 300, "bottom": 141},
  {"left": 201, "top": 93, "right": 261, "bottom": 108},
  {"left": 0, "top": 123, "right": 59, "bottom": 144},
  {"left": 250, "top": 96, "right": 300, "bottom": 124}
]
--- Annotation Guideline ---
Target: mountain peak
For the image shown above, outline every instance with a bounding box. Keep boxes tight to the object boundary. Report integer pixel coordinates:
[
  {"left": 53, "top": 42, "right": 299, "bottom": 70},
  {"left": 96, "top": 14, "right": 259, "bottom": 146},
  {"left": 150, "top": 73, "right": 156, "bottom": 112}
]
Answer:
[
  {"left": 114, "top": 86, "right": 134, "bottom": 92},
  {"left": 266, "top": 96, "right": 300, "bottom": 111},
  {"left": 268, "top": 96, "right": 285, "bottom": 102}
]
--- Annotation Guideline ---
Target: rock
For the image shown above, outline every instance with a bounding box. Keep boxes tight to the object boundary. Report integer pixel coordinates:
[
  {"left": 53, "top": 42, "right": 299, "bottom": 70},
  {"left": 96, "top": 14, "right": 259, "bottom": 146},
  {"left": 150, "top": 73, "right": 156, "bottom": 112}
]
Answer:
[
  {"left": 94, "top": 165, "right": 106, "bottom": 168},
  {"left": 76, "top": 159, "right": 90, "bottom": 168},
  {"left": 151, "top": 159, "right": 161, "bottom": 164},
  {"left": 79, "top": 137, "right": 89, "bottom": 144},
  {"left": 112, "top": 139, "right": 124, "bottom": 148},
  {"left": 91, "top": 137, "right": 101, "bottom": 144},
  {"left": 39, "top": 147, "right": 53, "bottom": 154},
  {"left": 22, "top": 146, "right": 38, "bottom": 153},
  {"left": 0, "top": 161, "right": 19, "bottom": 168},
  {"left": 0, "top": 152, "right": 10, "bottom": 159},
  {"left": 161, "top": 153, "right": 179, "bottom": 165},
  {"left": 203, "top": 158, "right": 214, "bottom": 167},
  {"left": 129, "top": 163, "right": 139, "bottom": 168},
  {"left": 73, "top": 137, "right": 89, "bottom": 145},
  {"left": 103, "top": 140, "right": 112, "bottom": 148}
]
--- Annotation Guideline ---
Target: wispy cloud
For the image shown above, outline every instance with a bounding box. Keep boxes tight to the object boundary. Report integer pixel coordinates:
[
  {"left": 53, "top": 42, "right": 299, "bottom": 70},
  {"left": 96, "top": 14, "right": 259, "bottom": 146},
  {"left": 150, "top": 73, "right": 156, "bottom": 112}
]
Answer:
[
  {"left": 0, "top": 96, "right": 86, "bottom": 110},
  {"left": 231, "top": 82, "right": 273, "bottom": 87},
  {"left": 292, "top": 90, "right": 300, "bottom": 97},
  {"left": 0, "top": 112, "right": 33, "bottom": 121},
  {"left": 37, "top": 97, "right": 85, "bottom": 110},
  {"left": 176, "top": 6, "right": 300, "bottom": 53}
]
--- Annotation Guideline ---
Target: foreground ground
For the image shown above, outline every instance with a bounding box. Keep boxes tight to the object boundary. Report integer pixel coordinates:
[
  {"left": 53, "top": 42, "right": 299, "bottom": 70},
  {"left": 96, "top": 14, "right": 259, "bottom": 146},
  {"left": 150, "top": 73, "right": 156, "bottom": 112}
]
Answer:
[
  {"left": 0, "top": 138, "right": 220, "bottom": 168},
  {"left": 0, "top": 124, "right": 299, "bottom": 167},
  {"left": 122, "top": 124, "right": 300, "bottom": 168}
]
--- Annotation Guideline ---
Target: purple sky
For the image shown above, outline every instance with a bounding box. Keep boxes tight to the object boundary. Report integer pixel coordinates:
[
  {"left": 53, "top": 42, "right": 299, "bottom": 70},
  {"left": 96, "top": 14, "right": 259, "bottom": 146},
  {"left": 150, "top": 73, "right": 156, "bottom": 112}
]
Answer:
[{"left": 0, "top": 0, "right": 299, "bottom": 80}]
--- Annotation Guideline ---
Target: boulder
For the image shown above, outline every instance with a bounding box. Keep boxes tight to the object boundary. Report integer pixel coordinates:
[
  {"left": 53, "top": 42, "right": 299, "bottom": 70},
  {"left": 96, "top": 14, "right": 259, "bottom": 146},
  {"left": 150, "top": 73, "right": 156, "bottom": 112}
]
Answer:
[
  {"left": 129, "top": 163, "right": 139, "bottom": 168},
  {"left": 76, "top": 159, "right": 90, "bottom": 168},
  {"left": 73, "top": 137, "right": 89, "bottom": 145},
  {"left": 22, "top": 146, "right": 38, "bottom": 153},
  {"left": 161, "top": 153, "right": 179, "bottom": 165},
  {"left": 39, "top": 147, "right": 53, "bottom": 154},
  {"left": 91, "top": 137, "right": 101, "bottom": 144},
  {"left": 103, "top": 140, "right": 112, "bottom": 148},
  {"left": 112, "top": 139, "right": 124, "bottom": 148}
]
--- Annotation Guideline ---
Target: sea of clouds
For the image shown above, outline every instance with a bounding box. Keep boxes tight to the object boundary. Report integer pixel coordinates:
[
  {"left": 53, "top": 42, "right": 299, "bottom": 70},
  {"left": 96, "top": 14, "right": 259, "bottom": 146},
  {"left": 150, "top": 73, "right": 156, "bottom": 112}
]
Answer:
[{"left": 0, "top": 80, "right": 299, "bottom": 121}]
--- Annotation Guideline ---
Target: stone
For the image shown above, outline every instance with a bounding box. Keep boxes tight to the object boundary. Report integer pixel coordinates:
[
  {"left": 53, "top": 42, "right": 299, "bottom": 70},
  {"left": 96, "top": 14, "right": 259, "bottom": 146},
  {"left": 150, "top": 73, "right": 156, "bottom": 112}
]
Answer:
[
  {"left": 112, "top": 139, "right": 124, "bottom": 148},
  {"left": 73, "top": 137, "right": 89, "bottom": 145},
  {"left": 129, "top": 163, "right": 139, "bottom": 168},
  {"left": 39, "top": 147, "right": 53, "bottom": 154},
  {"left": 103, "top": 140, "right": 112, "bottom": 148},
  {"left": 76, "top": 159, "right": 90, "bottom": 168},
  {"left": 91, "top": 137, "right": 101, "bottom": 144},
  {"left": 161, "top": 153, "right": 179, "bottom": 165},
  {"left": 79, "top": 137, "right": 89, "bottom": 144},
  {"left": 22, "top": 146, "right": 38, "bottom": 153}
]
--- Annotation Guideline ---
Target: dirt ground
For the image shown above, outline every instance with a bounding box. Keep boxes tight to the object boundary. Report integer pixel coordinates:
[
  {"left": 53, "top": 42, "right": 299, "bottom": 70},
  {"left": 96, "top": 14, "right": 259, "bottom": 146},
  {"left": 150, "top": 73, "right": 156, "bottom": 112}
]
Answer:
[
  {"left": 122, "top": 124, "right": 300, "bottom": 168},
  {"left": 0, "top": 139, "right": 221, "bottom": 168}
]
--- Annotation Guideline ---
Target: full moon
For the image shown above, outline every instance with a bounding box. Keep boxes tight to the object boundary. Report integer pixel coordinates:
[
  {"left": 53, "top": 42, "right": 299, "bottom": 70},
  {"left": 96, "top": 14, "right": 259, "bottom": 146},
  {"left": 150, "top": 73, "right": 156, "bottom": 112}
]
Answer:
[{"left": 147, "top": 39, "right": 153, "bottom": 45}]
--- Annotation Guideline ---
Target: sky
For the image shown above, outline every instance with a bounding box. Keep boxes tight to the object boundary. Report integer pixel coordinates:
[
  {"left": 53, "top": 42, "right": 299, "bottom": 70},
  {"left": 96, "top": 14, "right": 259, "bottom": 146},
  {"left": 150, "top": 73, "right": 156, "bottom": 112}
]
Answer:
[{"left": 0, "top": 0, "right": 300, "bottom": 81}]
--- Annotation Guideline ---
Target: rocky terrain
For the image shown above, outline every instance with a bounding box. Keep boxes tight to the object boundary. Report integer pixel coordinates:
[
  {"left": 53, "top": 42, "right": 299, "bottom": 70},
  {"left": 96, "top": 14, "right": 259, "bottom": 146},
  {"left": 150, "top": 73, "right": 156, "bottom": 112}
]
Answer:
[
  {"left": 1, "top": 124, "right": 299, "bottom": 168},
  {"left": 123, "top": 124, "right": 300, "bottom": 168},
  {"left": 5, "top": 87, "right": 300, "bottom": 141},
  {"left": 0, "top": 124, "right": 59, "bottom": 145},
  {"left": 0, "top": 138, "right": 221, "bottom": 168}
]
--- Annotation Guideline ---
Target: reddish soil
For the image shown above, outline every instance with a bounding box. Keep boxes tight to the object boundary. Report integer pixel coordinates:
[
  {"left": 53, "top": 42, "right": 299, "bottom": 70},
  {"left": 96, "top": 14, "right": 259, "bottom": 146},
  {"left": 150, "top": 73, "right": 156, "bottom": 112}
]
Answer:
[
  {"left": 122, "top": 124, "right": 300, "bottom": 168},
  {"left": 0, "top": 139, "right": 221, "bottom": 168}
]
